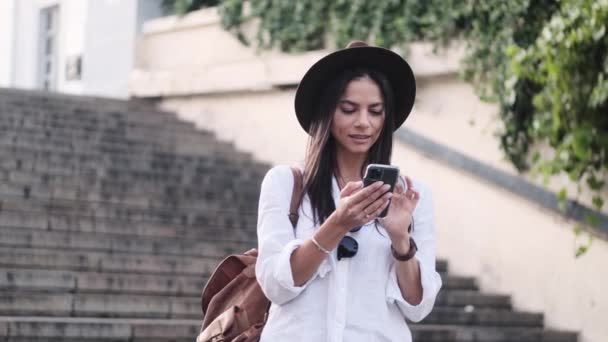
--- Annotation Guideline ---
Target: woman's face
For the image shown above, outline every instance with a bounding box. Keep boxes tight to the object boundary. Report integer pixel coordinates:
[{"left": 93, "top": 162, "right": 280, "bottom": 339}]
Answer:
[{"left": 331, "top": 76, "right": 385, "bottom": 156}]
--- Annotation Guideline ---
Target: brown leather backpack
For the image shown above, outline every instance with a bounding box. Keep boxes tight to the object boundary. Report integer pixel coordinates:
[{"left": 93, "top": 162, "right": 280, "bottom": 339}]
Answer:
[{"left": 197, "top": 167, "right": 303, "bottom": 342}]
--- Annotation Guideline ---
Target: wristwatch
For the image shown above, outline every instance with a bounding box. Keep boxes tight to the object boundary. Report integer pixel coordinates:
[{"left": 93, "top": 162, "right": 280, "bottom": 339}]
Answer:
[{"left": 391, "top": 237, "right": 418, "bottom": 261}]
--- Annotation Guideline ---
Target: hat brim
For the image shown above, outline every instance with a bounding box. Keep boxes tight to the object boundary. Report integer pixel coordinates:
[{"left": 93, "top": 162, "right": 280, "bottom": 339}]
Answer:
[{"left": 294, "top": 46, "right": 416, "bottom": 134}]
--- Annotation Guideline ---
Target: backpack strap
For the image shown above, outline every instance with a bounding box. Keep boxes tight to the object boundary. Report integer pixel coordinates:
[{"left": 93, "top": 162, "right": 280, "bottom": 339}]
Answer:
[{"left": 288, "top": 167, "right": 304, "bottom": 229}]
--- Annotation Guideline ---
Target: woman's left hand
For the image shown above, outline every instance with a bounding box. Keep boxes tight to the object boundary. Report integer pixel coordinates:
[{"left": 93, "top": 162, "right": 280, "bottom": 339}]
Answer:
[{"left": 378, "top": 175, "right": 419, "bottom": 242}]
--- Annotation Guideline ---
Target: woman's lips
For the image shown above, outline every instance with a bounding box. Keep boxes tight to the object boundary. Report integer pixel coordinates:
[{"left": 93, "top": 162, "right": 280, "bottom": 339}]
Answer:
[{"left": 349, "top": 134, "right": 371, "bottom": 143}]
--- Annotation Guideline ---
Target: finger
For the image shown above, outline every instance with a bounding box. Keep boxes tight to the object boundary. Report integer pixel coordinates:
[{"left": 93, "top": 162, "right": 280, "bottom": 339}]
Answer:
[
  {"left": 352, "top": 182, "right": 390, "bottom": 213},
  {"left": 412, "top": 189, "right": 420, "bottom": 201},
  {"left": 371, "top": 197, "right": 391, "bottom": 217},
  {"left": 394, "top": 182, "right": 404, "bottom": 194},
  {"left": 404, "top": 176, "right": 414, "bottom": 192},
  {"left": 407, "top": 189, "right": 420, "bottom": 201},
  {"left": 341, "top": 181, "right": 363, "bottom": 198},
  {"left": 363, "top": 191, "right": 392, "bottom": 217},
  {"left": 349, "top": 181, "right": 384, "bottom": 203}
]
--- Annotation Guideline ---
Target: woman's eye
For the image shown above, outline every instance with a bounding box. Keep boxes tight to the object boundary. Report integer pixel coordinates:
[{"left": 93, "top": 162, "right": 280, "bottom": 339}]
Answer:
[
  {"left": 341, "top": 108, "right": 356, "bottom": 113},
  {"left": 370, "top": 110, "right": 383, "bottom": 115}
]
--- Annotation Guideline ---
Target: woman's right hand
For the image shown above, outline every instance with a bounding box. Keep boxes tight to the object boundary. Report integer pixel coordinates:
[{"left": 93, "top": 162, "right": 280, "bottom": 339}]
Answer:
[{"left": 331, "top": 181, "right": 392, "bottom": 232}]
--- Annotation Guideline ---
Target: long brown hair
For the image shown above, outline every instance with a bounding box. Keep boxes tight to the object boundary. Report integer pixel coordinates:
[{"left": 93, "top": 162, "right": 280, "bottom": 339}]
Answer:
[{"left": 302, "top": 68, "right": 396, "bottom": 224}]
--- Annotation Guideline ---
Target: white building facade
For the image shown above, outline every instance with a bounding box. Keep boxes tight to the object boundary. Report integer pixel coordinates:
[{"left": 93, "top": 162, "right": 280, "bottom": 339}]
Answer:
[{"left": 0, "top": 0, "right": 166, "bottom": 98}]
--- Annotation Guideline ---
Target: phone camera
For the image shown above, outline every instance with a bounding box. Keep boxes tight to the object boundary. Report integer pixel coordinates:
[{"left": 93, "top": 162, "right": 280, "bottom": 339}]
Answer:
[{"left": 369, "top": 169, "right": 382, "bottom": 180}]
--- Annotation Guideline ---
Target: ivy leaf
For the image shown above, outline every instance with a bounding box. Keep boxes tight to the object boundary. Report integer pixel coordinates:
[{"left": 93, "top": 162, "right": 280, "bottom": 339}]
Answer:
[
  {"left": 591, "top": 196, "right": 604, "bottom": 211},
  {"left": 586, "top": 174, "right": 605, "bottom": 190},
  {"left": 592, "top": 25, "right": 606, "bottom": 41},
  {"left": 575, "top": 245, "right": 588, "bottom": 258},
  {"left": 557, "top": 188, "right": 568, "bottom": 211},
  {"left": 584, "top": 213, "right": 599, "bottom": 226}
]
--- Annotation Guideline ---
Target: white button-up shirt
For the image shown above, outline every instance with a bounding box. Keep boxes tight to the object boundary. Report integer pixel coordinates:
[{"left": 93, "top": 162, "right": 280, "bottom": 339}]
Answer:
[{"left": 256, "top": 165, "right": 442, "bottom": 342}]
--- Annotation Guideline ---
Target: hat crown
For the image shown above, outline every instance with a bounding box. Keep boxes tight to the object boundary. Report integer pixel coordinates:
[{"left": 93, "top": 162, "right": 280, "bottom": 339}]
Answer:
[{"left": 346, "top": 41, "right": 368, "bottom": 49}]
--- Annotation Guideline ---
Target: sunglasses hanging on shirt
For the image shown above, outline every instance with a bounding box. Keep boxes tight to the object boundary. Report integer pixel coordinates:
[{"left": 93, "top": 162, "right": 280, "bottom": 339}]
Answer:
[
  {"left": 337, "top": 235, "right": 358, "bottom": 260},
  {"left": 337, "top": 223, "right": 367, "bottom": 260}
]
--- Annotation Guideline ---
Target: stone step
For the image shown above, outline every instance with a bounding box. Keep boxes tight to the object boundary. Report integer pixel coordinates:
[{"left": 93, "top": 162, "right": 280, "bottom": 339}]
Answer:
[
  {"left": 0, "top": 199, "right": 259, "bottom": 228},
  {"left": 0, "top": 88, "right": 160, "bottom": 110},
  {"left": 0, "top": 171, "right": 261, "bottom": 205},
  {"left": 0, "top": 113, "right": 195, "bottom": 137},
  {"left": 0, "top": 124, "right": 216, "bottom": 150},
  {"left": 442, "top": 276, "right": 478, "bottom": 291},
  {"left": 0, "top": 102, "right": 184, "bottom": 121},
  {"left": 0, "top": 317, "right": 579, "bottom": 342},
  {"left": 0, "top": 181, "right": 261, "bottom": 211},
  {"left": 0, "top": 108, "right": 196, "bottom": 135},
  {"left": 0, "top": 207, "right": 258, "bottom": 239},
  {"left": 0, "top": 103, "right": 185, "bottom": 120},
  {"left": 0, "top": 119, "right": 217, "bottom": 154},
  {"left": 412, "top": 324, "right": 578, "bottom": 342},
  {"left": 0, "top": 211, "right": 258, "bottom": 242},
  {"left": 0, "top": 292, "right": 200, "bottom": 319},
  {"left": 437, "top": 259, "right": 448, "bottom": 274},
  {"left": 0, "top": 227, "right": 469, "bottom": 289},
  {"left": 0, "top": 212, "right": 257, "bottom": 243},
  {"left": 0, "top": 159, "right": 264, "bottom": 190},
  {"left": 0, "top": 99, "right": 188, "bottom": 125},
  {"left": 0, "top": 163, "right": 266, "bottom": 205},
  {"left": 418, "top": 307, "right": 543, "bottom": 327},
  {"left": 0, "top": 150, "right": 265, "bottom": 180},
  {"left": 0, "top": 246, "right": 450, "bottom": 280},
  {"left": 0, "top": 156, "right": 266, "bottom": 188},
  {"left": 0, "top": 266, "right": 477, "bottom": 301},
  {"left": 0, "top": 143, "right": 254, "bottom": 169},
  {"left": 0, "top": 225, "right": 472, "bottom": 289},
  {"left": 1, "top": 167, "right": 260, "bottom": 195},
  {"left": 0, "top": 246, "right": 223, "bottom": 277},
  {"left": 0, "top": 190, "right": 259, "bottom": 215},
  {"left": 0, "top": 144, "right": 269, "bottom": 174},
  {"left": 0, "top": 226, "right": 256, "bottom": 259},
  {"left": 0, "top": 119, "right": 213, "bottom": 143},
  {"left": 0, "top": 289, "right": 535, "bottom": 325},
  {"left": 0, "top": 94, "right": 168, "bottom": 114},
  {"left": 0, "top": 317, "right": 577, "bottom": 342},
  {"left": 435, "top": 290, "right": 511, "bottom": 309},
  {"left": 0, "top": 134, "right": 245, "bottom": 160},
  {"left": 0, "top": 317, "right": 201, "bottom": 342},
  {"left": 0, "top": 88, "right": 168, "bottom": 113},
  {"left": 0, "top": 166, "right": 262, "bottom": 202},
  {"left": 0, "top": 268, "right": 206, "bottom": 297},
  {"left": 0, "top": 169, "right": 262, "bottom": 195}
]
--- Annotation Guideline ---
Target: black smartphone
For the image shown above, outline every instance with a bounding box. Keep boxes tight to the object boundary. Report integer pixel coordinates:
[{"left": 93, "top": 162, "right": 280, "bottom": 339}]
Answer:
[{"left": 363, "top": 164, "right": 400, "bottom": 218}]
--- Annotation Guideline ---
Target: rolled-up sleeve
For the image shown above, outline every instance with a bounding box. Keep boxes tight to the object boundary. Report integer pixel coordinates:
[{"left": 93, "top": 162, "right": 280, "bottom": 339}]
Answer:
[
  {"left": 386, "top": 182, "right": 443, "bottom": 322},
  {"left": 255, "top": 166, "right": 330, "bottom": 305}
]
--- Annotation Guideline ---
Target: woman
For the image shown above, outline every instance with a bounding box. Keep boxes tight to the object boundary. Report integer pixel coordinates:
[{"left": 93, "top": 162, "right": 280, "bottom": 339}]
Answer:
[{"left": 255, "top": 41, "right": 442, "bottom": 341}]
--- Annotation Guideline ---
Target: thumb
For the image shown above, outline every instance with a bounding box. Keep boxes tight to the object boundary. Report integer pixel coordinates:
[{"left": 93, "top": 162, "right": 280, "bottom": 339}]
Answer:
[{"left": 341, "top": 181, "right": 363, "bottom": 198}]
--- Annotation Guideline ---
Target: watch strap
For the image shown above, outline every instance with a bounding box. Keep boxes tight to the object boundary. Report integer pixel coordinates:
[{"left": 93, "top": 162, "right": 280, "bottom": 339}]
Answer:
[{"left": 391, "top": 237, "right": 418, "bottom": 261}]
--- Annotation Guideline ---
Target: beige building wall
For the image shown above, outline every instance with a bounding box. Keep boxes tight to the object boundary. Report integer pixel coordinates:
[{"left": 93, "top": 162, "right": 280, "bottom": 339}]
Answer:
[{"left": 130, "top": 8, "right": 608, "bottom": 342}]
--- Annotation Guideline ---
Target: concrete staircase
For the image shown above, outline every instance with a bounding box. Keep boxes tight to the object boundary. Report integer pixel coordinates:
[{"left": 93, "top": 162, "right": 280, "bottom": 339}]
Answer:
[{"left": 0, "top": 88, "right": 578, "bottom": 341}]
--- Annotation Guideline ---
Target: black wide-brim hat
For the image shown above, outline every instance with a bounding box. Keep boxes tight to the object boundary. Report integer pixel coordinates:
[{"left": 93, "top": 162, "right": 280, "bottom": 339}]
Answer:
[{"left": 294, "top": 41, "right": 416, "bottom": 134}]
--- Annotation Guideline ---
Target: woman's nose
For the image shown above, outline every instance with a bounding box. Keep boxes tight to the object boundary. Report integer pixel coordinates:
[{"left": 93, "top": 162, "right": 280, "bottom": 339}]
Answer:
[{"left": 354, "top": 111, "right": 371, "bottom": 127}]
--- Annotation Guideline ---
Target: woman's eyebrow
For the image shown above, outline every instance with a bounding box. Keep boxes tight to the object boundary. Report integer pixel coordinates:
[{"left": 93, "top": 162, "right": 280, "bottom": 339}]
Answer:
[
  {"left": 339, "top": 100, "right": 384, "bottom": 107},
  {"left": 339, "top": 100, "right": 358, "bottom": 106}
]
